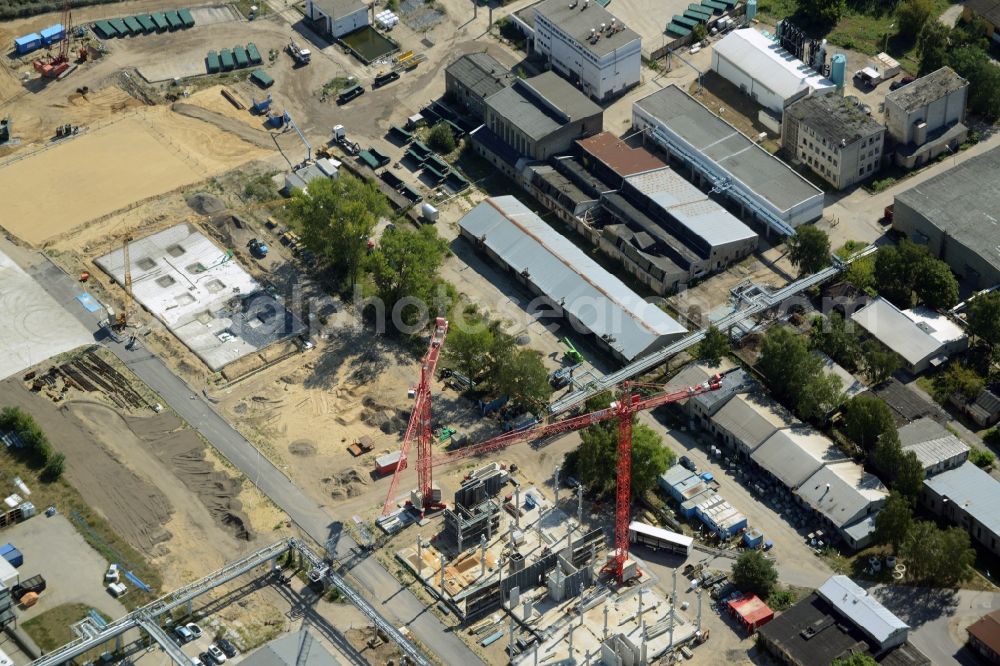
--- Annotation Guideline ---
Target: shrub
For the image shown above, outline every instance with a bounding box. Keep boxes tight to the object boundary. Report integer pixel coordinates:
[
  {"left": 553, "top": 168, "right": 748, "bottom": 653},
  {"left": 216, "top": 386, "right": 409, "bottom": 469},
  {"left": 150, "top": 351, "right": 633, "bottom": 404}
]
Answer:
[
  {"left": 42, "top": 452, "right": 66, "bottom": 482},
  {"left": 970, "top": 448, "right": 996, "bottom": 470}
]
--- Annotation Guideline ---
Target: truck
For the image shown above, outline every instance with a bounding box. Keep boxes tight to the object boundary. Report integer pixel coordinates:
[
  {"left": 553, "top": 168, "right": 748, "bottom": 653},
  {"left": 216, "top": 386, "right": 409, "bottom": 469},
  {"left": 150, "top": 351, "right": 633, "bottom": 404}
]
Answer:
[
  {"left": 331, "top": 125, "right": 360, "bottom": 155},
  {"left": 854, "top": 52, "right": 900, "bottom": 87},
  {"left": 286, "top": 38, "right": 311, "bottom": 65},
  {"left": 247, "top": 238, "right": 269, "bottom": 258}
]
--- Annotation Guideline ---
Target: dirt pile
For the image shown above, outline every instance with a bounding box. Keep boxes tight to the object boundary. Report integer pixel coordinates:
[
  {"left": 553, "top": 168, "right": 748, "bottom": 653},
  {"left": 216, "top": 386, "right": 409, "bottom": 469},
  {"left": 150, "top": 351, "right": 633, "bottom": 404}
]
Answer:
[
  {"left": 323, "top": 467, "right": 368, "bottom": 500},
  {"left": 186, "top": 192, "right": 227, "bottom": 216},
  {"left": 360, "top": 395, "right": 407, "bottom": 434},
  {"left": 131, "top": 413, "right": 253, "bottom": 541}
]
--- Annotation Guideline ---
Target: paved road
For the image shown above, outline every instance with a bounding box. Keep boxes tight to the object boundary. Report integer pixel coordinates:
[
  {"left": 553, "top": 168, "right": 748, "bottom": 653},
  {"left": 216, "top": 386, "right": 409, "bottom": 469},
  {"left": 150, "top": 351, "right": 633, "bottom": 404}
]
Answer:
[{"left": 7, "top": 242, "right": 480, "bottom": 666}]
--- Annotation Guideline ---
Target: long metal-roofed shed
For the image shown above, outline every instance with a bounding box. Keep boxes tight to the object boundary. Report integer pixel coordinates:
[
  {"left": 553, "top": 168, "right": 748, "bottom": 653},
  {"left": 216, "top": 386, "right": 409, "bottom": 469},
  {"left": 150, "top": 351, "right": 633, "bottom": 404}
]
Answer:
[
  {"left": 922, "top": 461, "right": 1000, "bottom": 557},
  {"left": 817, "top": 575, "right": 909, "bottom": 650},
  {"left": 795, "top": 462, "right": 887, "bottom": 549},
  {"left": 459, "top": 196, "right": 686, "bottom": 363},
  {"left": 632, "top": 84, "right": 824, "bottom": 232},
  {"left": 891, "top": 145, "right": 1000, "bottom": 289},
  {"left": 897, "top": 416, "right": 969, "bottom": 475},
  {"left": 751, "top": 426, "right": 846, "bottom": 490}
]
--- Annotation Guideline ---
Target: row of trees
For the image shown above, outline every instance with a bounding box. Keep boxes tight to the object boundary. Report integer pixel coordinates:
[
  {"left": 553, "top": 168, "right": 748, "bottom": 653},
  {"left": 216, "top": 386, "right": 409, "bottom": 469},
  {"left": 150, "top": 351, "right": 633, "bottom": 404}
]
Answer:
[
  {"left": 444, "top": 315, "right": 552, "bottom": 409},
  {"left": 758, "top": 326, "right": 845, "bottom": 422},
  {"left": 0, "top": 406, "right": 65, "bottom": 481},
  {"left": 918, "top": 20, "right": 1000, "bottom": 120},
  {"left": 810, "top": 313, "right": 901, "bottom": 385},
  {"left": 874, "top": 240, "right": 959, "bottom": 310},
  {"left": 841, "top": 395, "right": 924, "bottom": 497}
]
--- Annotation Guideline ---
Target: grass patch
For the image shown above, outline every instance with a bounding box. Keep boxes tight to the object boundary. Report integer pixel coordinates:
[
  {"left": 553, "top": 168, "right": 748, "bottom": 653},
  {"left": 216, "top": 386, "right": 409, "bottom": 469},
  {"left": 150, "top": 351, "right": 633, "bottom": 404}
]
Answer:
[
  {"left": 321, "top": 77, "right": 353, "bottom": 96},
  {"left": 835, "top": 240, "right": 867, "bottom": 260},
  {"left": 0, "top": 446, "right": 162, "bottom": 609},
  {"left": 232, "top": 0, "right": 270, "bottom": 19},
  {"left": 24, "top": 603, "right": 112, "bottom": 653}
]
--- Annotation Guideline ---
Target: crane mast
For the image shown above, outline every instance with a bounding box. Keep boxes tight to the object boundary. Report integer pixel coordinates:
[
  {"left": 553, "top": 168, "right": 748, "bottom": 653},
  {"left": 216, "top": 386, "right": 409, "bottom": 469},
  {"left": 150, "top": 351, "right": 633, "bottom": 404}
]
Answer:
[{"left": 115, "top": 235, "right": 133, "bottom": 330}]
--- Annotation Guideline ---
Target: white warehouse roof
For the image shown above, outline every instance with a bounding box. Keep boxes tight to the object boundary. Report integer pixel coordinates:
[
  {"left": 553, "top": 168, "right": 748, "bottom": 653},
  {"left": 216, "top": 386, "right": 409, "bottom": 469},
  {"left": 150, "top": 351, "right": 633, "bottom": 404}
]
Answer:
[
  {"left": 818, "top": 575, "right": 909, "bottom": 649},
  {"left": 752, "top": 426, "right": 845, "bottom": 489},
  {"left": 459, "top": 196, "right": 686, "bottom": 360},
  {"left": 714, "top": 29, "right": 835, "bottom": 103},
  {"left": 795, "top": 461, "right": 887, "bottom": 528},
  {"left": 851, "top": 297, "right": 966, "bottom": 369}
]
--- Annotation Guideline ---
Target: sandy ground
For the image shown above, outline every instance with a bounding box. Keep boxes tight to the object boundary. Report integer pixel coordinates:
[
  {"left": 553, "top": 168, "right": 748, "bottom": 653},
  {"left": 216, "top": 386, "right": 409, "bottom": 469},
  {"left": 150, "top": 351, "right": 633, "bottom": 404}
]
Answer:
[{"left": 0, "top": 106, "right": 270, "bottom": 245}]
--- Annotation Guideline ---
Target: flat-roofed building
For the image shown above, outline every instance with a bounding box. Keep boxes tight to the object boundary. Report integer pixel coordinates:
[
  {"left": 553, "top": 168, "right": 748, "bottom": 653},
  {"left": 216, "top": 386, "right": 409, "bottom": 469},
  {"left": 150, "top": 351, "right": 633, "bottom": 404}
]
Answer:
[
  {"left": 891, "top": 146, "right": 1000, "bottom": 289},
  {"left": 751, "top": 426, "right": 846, "bottom": 490},
  {"left": 850, "top": 297, "right": 968, "bottom": 374},
  {"left": 884, "top": 66, "right": 968, "bottom": 169},
  {"left": 709, "top": 392, "right": 797, "bottom": 456},
  {"left": 306, "top": 0, "right": 368, "bottom": 37},
  {"left": 458, "top": 196, "right": 686, "bottom": 362},
  {"left": 782, "top": 93, "right": 886, "bottom": 190},
  {"left": 712, "top": 28, "right": 835, "bottom": 116},
  {"left": 444, "top": 53, "right": 515, "bottom": 121},
  {"left": 922, "top": 461, "right": 1000, "bottom": 556},
  {"left": 633, "top": 85, "right": 824, "bottom": 232},
  {"left": 515, "top": 0, "right": 641, "bottom": 103},
  {"left": 576, "top": 131, "right": 666, "bottom": 187}
]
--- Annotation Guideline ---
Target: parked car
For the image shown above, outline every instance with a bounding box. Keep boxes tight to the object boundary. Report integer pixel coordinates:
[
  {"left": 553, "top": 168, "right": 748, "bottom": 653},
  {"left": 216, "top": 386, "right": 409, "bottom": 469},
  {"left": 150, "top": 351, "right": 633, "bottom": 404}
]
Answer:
[
  {"left": 889, "top": 75, "right": 915, "bottom": 91},
  {"left": 199, "top": 652, "right": 213, "bottom": 666},
  {"left": 679, "top": 456, "right": 697, "bottom": 472},
  {"left": 191, "top": 658, "right": 204, "bottom": 666},
  {"left": 563, "top": 475, "right": 580, "bottom": 489},
  {"left": 216, "top": 638, "right": 238, "bottom": 658},
  {"left": 208, "top": 644, "right": 227, "bottom": 663},
  {"left": 174, "top": 625, "right": 194, "bottom": 643},
  {"left": 186, "top": 623, "right": 203, "bottom": 639}
]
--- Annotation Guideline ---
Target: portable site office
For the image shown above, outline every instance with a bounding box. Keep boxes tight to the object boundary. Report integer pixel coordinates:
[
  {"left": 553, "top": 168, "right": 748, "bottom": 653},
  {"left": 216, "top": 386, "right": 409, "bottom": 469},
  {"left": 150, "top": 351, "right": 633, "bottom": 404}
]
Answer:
[
  {"left": 110, "top": 18, "right": 129, "bottom": 35},
  {"left": 123, "top": 16, "right": 143, "bottom": 34},
  {"left": 93, "top": 20, "right": 116, "bottom": 38},
  {"left": 137, "top": 15, "right": 156, "bottom": 32},
  {"left": 250, "top": 69, "right": 273, "bottom": 88}
]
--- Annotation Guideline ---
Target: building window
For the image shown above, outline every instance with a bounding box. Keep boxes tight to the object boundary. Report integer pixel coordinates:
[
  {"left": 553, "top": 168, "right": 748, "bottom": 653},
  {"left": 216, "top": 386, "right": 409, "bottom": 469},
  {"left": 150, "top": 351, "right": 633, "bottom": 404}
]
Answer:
[{"left": 859, "top": 168, "right": 865, "bottom": 176}]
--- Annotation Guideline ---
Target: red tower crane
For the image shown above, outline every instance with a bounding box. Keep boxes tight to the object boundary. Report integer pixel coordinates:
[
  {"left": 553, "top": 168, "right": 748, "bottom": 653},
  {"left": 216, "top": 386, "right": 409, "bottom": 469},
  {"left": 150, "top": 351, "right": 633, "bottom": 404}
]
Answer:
[
  {"left": 431, "top": 374, "right": 724, "bottom": 582},
  {"left": 33, "top": 5, "right": 72, "bottom": 78},
  {"left": 381, "top": 317, "right": 450, "bottom": 517}
]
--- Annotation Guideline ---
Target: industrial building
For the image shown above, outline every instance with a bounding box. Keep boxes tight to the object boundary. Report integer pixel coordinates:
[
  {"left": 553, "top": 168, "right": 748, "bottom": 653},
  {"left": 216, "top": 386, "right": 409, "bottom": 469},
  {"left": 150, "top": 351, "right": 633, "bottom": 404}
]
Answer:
[
  {"left": 284, "top": 157, "right": 340, "bottom": 193},
  {"left": 576, "top": 132, "right": 666, "bottom": 187},
  {"left": 963, "top": 0, "right": 1000, "bottom": 43},
  {"left": 305, "top": 0, "right": 369, "bottom": 38},
  {"left": 884, "top": 66, "right": 968, "bottom": 169},
  {"left": 711, "top": 28, "right": 835, "bottom": 116},
  {"left": 759, "top": 576, "right": 928, "bottom": 665},
  {"left": 513, "top": 0, "right": 641, "bottom": 103},
  {"left": 444, "top": 53, "right": 514, "bottom": 121},
  {"left": 897, "top": 417, "right": 970, "bottom": 476},
  {"left": 751, "top": 426, "right": 845, "bottom": 490},
  {"left": 669, "top": 361, "right": 753, "bottom": 424},
  {"left": 781, "top": 93, "right": 886, "bottom": 190},
  {"left": 658, "top": 464, "right": 747, "bottom": 539},
  {"left": 95, "top": 224, "right": 307, "bottom": 372},
  {"left": 633, "top": 85, "right": 824, "bottom": 233},
  {"left": 967, "top": 609, "right": 1000, "bottom": 663},
  {"left": 922, "top": 461, "right": 1000, "bottom": 556},
  {"left": 457, "top": 196, "right": 686, "bottom": 362},
  {"left": 240, "top": 631, "right": 342, "bottom": 666},
  {"left": 472, "top": 72, "right": 603, "bottom": 178},
  {"left": 850, "top": 297, "right": 968, "bottom": 374},
  {"left": 891, "top": 147, "right": 1000, "bottom": 289},
  {"left": 708, "top": 392, "right": 796, "bottom": 457},
  {"left": 795, "top": 463, "right": 887, "bottom": 549}
]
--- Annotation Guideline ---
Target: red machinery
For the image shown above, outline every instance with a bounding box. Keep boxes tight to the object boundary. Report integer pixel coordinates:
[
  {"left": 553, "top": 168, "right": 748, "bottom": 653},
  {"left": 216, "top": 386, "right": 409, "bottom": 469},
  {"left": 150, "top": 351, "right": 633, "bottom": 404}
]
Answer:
[
  {"left": 33, "top": 6, "right": 72, "bottom": 78},
  {"left": 431, "top": 375, "right": 723, "bottom": 581},
  {"left": 381, "top": 317, "right": 450, "bottom": 516}
]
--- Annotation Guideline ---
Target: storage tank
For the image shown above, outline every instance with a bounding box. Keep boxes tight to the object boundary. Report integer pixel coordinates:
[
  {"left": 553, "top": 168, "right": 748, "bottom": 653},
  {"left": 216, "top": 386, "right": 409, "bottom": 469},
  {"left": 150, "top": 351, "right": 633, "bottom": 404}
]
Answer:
[
  {"left": 421, "top": 202, "right": 439, "bottom": 222},
  {"left": 746, "top": 0, "right": 757, "bottom": 22},
  {"left": 830, "top": 53, "right": 847, "bottom": 89}
]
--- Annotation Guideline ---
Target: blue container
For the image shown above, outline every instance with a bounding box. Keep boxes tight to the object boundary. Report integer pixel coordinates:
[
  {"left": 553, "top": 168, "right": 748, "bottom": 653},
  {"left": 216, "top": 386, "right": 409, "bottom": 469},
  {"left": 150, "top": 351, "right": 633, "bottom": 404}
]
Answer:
[
  {"left": 40, "top": 23, "right": 65, "bottom": 45},
  {"left": 14, "top": 33, "right": 42, "bottom": 55},
  {"left": 0, "top": 543, "right": 23, "bottom": 568}
]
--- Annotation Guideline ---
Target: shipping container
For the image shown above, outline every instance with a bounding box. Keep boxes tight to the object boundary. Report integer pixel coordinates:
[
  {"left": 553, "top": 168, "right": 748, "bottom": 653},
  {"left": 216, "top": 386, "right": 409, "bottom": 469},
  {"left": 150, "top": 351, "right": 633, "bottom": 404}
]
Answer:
[
  {"left": 110, "top": 18, "right": 129, "bottom": 36},
  {"left": 137, "top": 15, "right": 156, "bottom": 33},
  {"left": 93, "top": 21, "right": 116, "bottom": 38},
  {"left": 123, "top": 16, "right": 143, "bottom": 35},
  {"left": 151, "top": 12, "right": 169, "bottom": 31},
  {"left": 375, "top": 451, "right": 402, "bottom": 476},
  {"left": 250, "top": 69, "right": 273, "bottom": 88},
  {"left": 219, "top": 48, "right": 235, "bottom": 71},
  {"left": 178, "top": 8, "right": 195, "bottom": 27},
  {"left": 206, "top": 50, "right": 221, "bottom": 73},
  {"left": 40, "top": 23, "right": 65, "bottom": 45},
  {"left": 246, "top": 42, "right": 262, "bottom": 64},
  {"left": 0, "top": 543, "right": 23, "bottom": 568},
  {"left": 164, "top": 11, "right": 182, "bottom": 30},
  {"left": 233, "top": 45, "right": 249, "bottom": 68},
  {"left": 14, "top": 33, "right": 42, "bottom": 54}
]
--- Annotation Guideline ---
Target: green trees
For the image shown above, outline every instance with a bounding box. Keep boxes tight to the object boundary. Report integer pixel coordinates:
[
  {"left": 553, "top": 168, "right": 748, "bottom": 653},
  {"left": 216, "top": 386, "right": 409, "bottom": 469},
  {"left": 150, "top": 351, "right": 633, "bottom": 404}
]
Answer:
[
  {"left": 759, "top": 326, "right": 843, "bottom": 420},
  {"left": 291, "top": 175, "right": 389, "bottom": 288},
  {"left": 901, "top": 521, "right": 975, "bottom": 585},
  {"left": 577, "top": 421, "right": 674, "bottom": 499},
  {"left": 917, "top": 23, "right": 1000, "bottom": 119},
  {"left": 860, "top": 339, "right": 901, "bottom": 385},
  {"left": 428, "top": 122, "right": 456, "bottom": 154},
  {"left": 967, "top": 291, "right": 1000, "bottom": 350},
  {"left": 443, "top": 319, "right": 496, "bottom": 380},
  {"left": 874, "top": 241, "right": 958, "bottom": 309},
  {"left": 843, "top": 395, "right": 896, "bottom": 453},
  {"left": 695, "top": 325, "right": 730, "bottom": 365},
  {"left": 799, "top": 0, "right": 844, "bottom": 26},
  {"left": 917, "top": 22, "right": 951, "bottom": 75},
  {"left": 786, "top": 226, "right": 831, "bottom": 276},
  {"left": 731, "top": 550, "right": 778, "bottom": 598},
  {"left": 809, "top": 314, "right": 899, "bottom": 383},
  {"left": 367, "top": 225, "right": 449, "bottom": 326},
  {"left": 843, "top": 254, "right": 876, "bottom": 293},
  {"left": 874, "top": 491, "right": 914, "bottom": 553},
  {"left": 933, "top": 363, "right": 985, "bottom": 403},
  {"left": 495, "top": 348, "right": 552, "bottom": 409},
  {"left": 833, "top": 655, "right": 878, "bottom": 666},
  {"left": 896, "top": 0, "right": 935, "bottom": 39},
  {"left": 41, "top": 452, "right": 65, "bottom": 482},
  {"left": 0, "top": 405, "right": 61, "bottom": 479},
  {"left": 969, "top": 448, "right": 996, "bottom": 470}
]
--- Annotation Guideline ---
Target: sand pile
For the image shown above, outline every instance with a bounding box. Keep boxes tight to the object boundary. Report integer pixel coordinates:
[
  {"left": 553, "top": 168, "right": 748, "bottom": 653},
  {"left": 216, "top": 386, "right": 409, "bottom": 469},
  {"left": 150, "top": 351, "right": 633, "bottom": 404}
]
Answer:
[
  {"left": 324, "top": 467, "right": 368, "bottom": 500},
  {"left": 360, "top": 394, "right": 407, "bottom": 434},
  {"left": 186, "top": 192, "right": 226, "bottom": 216}
]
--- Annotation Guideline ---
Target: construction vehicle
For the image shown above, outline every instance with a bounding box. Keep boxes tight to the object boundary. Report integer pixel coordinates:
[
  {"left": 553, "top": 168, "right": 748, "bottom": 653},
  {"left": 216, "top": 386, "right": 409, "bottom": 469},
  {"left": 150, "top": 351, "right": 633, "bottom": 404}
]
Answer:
[
  {"left": 550, "top": 363, "right": 582, "bottom": 389},
  {"left": 33, "top": 6, "right": 73, "bottom": 78},
  {"left": 286, "top": 38, "right": 311, "bottom": 65},
  {"left": 251, "top": 94, "right": 272, "bottom": 115},
  {"left": 114, "top": 235, "right": 134, "bottom": 331},
  {"left": 331, "top": 124, "right": 360, "bottom": 155},
  {"left": 561, "top": 337, "right": 584, "bottom": 364},
  {"left": 0, "top": 116, "right": 9, "bottom": 143},
  {"left": 246, "top": 238, "right": 269, "bottom": 258}
]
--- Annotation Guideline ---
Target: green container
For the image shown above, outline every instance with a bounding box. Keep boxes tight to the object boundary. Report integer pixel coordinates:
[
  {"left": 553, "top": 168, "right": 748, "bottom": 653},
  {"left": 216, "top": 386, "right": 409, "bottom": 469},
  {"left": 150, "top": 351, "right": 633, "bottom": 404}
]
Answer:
[
  {"left": 246, "top": 42, "right": 262, "bottom": 64},
  {"left": 123, "top": 16, "right": 143, "bottom": 34},
  {"left": 206, "top": 50, "right": 221, "bottom": 73},
  {"left": 250, "top": 69, "right": 273, "bottom": 88},
  {"left": 178, "top": 8, "right": 195, "bottom": 27},
  {"left": 233, "top": 44, "right": 249, "bottom": 68},
  {"left": 110, "top": 18, "right": 128, "bottom": 36},
  {"left": 137, "top": 15, "right": 156, "bottom": 32},
  {"left": 164, "top": 11, "right": 182, "bottom": 30},
  {"left": 93, "top": 20, "right": 117, "bottom": 38},
  {"left": 220, "top": 48, "right": 235, "bottom": 71},
  {"left": 151, "top": 12, "right": 168, "bottom": 30}
]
